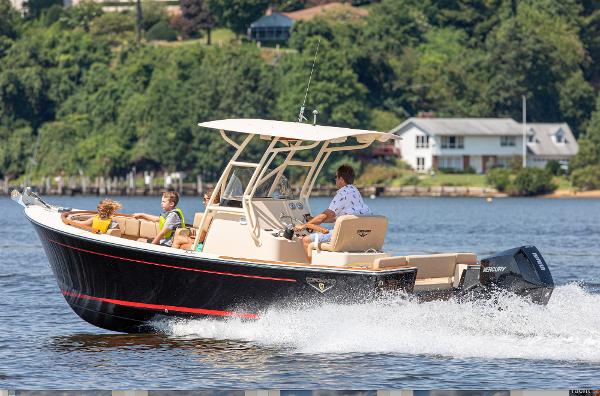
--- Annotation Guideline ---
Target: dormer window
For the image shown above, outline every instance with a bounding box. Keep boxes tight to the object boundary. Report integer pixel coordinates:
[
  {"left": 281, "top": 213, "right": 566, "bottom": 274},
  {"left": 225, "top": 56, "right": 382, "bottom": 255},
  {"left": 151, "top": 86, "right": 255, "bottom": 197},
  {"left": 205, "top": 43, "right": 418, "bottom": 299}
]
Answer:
[
  {"left": 527, "top": 128, "right": 535, "bottom": 143},
  {"left": 554, "top": 129, "right": 565, "bottom": 144}
]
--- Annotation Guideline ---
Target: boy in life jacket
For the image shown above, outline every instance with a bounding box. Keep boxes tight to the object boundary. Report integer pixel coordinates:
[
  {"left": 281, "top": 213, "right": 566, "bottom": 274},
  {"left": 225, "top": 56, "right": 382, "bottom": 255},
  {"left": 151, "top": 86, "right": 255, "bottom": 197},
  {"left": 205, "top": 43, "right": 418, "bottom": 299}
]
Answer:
[
  {"left": 73, "top": 199, "right": 122, "bottom": 234},
  {"left": 133, "top": 191, "right": 185, "bottom": 246}
]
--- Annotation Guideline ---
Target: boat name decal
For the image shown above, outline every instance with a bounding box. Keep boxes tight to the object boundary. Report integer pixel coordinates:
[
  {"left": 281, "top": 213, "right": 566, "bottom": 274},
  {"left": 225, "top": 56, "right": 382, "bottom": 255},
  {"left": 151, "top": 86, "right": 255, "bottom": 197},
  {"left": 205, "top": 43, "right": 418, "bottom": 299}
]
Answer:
[
  {"left": 531, "top": 252, "right": 546, "bottom": 271},
  {"left": 306, "top": 277, "right": 335, "bottom": 293},
  {"left": 357, "top": 229, "right": 371, "bottom": 238},
  {"left": 482, "top": 266, "right": 506, "bottom": 273}
]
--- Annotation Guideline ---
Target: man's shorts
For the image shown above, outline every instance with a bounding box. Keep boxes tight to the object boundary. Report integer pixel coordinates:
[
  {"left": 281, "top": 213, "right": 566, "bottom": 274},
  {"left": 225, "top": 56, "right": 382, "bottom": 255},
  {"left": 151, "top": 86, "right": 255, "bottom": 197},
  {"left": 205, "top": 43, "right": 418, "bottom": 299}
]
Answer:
[{"left": 309, "top": 224, "right": 333, "bottom": 244}]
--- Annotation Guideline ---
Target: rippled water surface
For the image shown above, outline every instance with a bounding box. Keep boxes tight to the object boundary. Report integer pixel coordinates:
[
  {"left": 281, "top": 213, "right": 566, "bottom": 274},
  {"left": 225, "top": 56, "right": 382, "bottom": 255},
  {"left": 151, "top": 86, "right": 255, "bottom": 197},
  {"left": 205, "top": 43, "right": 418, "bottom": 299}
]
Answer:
[{"left": 1, "top": 195, "right": 600, "bottom": 389}]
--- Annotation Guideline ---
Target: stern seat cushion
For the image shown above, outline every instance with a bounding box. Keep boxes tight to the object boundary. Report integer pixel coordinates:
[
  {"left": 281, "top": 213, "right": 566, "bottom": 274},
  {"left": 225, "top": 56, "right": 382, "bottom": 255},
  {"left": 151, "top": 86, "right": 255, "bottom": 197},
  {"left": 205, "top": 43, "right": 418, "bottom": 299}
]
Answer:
[{"left": 406, "top": 252, "right": 478, "bottom": 289}]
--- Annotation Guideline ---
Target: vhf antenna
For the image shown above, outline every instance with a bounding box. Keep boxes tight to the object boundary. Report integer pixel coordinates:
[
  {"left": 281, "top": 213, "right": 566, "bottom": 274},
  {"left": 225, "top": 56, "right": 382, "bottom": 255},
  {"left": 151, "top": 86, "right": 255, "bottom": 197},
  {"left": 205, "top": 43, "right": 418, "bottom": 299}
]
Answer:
[{"left": 298, "top": 39, "right": 321, "bottom": 123}]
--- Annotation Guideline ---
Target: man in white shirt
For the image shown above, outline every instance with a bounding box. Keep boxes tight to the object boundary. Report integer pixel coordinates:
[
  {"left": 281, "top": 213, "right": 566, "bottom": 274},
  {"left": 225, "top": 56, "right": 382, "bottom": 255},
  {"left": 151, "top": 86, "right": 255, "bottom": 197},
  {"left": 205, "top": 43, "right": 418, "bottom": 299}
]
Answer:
[{"left": 296, "top": 164, "right": 372, "bottom": 260}]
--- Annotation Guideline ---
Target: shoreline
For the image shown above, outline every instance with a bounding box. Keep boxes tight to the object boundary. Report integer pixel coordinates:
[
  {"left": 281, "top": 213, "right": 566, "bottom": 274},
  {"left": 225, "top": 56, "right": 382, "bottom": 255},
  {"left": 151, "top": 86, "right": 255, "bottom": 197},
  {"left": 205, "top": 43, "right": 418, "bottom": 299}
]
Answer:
[
  {"left": 539, "top": 189, "right": 600, "bottom": 199},
  {"left": 3, "top": 184, "right": 599, "bottom": 198}
]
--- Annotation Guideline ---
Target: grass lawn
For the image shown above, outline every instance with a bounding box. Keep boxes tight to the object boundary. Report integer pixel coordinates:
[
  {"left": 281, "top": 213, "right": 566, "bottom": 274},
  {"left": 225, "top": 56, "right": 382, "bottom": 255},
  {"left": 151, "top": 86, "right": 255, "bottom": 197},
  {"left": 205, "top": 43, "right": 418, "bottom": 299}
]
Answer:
[
  {"left": 554, "top": 176, "right": 572, "bottom": 190},
  {"left": 211, "top": 28, "right": 236, "bottom": 44}
]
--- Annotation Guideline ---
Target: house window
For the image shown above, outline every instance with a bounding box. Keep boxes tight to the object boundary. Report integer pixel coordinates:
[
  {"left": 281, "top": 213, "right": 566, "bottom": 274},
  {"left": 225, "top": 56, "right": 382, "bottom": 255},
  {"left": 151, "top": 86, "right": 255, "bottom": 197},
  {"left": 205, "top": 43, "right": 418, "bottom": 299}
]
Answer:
[
  {"left": 441, "top": 136, "right": 464, "bottom": 149},
  {"left": 555, "top": 130, "right": 565, "bottom": 144},
  {"left": 416, "top": 157, "right": 425, "bottom": 170},
  {"left": 500, "top": 136, "right": 516, "bottom": 147},
  {"left": 416, "top": 135, "right": 430, "bottom": 149},
  {"left": 438, "top": 156, "right": 463, "bottom": 170}
]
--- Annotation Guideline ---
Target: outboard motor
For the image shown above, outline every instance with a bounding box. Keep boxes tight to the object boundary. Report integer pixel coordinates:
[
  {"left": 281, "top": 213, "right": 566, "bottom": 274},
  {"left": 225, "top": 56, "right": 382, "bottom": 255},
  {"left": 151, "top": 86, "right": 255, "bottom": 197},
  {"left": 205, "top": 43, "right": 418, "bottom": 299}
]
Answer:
[{"left": 479, "top": 245, "right": 554, "bottom": 305}]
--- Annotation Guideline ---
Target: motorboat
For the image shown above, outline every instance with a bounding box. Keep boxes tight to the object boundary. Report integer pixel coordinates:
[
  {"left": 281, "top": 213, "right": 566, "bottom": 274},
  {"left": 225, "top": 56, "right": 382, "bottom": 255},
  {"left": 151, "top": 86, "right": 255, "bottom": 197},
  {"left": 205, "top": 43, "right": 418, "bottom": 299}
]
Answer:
[{"left": 13, "top": 119, "right": 554, "bottom": 333}]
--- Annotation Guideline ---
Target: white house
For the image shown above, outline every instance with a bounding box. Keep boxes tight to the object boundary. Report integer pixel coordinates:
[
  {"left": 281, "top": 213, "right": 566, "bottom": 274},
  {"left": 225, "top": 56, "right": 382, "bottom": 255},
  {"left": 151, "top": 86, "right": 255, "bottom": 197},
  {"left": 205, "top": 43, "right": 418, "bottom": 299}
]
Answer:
[
  {"left": 526, "top": 123, "right": 579, "bottom": 169},
  {"left": 391, "top": 118, "right": 579, "bottom": 173}
]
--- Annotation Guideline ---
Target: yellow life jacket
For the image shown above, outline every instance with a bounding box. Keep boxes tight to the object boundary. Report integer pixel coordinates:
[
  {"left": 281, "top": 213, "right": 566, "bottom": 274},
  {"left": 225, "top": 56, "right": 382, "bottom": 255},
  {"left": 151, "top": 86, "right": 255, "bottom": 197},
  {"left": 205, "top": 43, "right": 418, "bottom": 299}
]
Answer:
[
  {"left": 159, "top": 208, "right": 185, "bottom": 239},
  {"left": 92, "top": 215, "right": 112, "bottom": 234}
]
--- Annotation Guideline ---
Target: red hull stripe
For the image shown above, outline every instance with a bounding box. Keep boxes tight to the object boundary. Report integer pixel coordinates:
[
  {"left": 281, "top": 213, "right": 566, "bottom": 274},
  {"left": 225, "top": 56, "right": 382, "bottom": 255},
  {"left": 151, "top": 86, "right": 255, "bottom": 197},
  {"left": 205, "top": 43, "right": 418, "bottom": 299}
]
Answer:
[
  {"left": 62, "top": 290, "right": 258, "bottom": 319},
  {"left": 48, "top": 238, "right": 296, "bottom": 282}
]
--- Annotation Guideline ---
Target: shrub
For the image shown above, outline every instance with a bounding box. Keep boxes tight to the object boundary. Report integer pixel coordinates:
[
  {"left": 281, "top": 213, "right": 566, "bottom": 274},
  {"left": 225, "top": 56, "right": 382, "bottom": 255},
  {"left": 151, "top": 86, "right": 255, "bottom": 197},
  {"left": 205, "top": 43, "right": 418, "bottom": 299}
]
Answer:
[
  {"left": 43, "top": 4, "right": 63, "bottom": 26},
  {"left": 545, "top": 160, "right": 563, "bottom": 176},
  {"left": 439, "top": 166, "right": 475, "bottom": 174},
  {"left": 90, "top": 12, "right": 135, "bottom": 37},
  {"left": 146, "top": 20, "right": 177, "bottom": 41},
  {"left": 402, "top": 175, "right": 420, "bottom": 186},
  {"left": 486, "top": 167, "right": 512, "bottom": 192},
  {"left": 571, "top": 165, "right": 600, "bottom": 191},
  {"left": 512, "top": 168, "right": 557, "bottom": 196},
  {"left": 357, "top": 164, "right": 405, "bottom": 185}
]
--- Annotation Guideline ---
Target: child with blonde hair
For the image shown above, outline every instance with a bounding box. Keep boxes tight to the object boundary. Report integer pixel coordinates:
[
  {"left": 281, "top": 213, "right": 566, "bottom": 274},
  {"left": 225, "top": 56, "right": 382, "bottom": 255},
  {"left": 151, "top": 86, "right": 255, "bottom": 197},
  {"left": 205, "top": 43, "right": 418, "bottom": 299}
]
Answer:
[{"left": 73, "top": 198, "right": 122, "bottom": 234}]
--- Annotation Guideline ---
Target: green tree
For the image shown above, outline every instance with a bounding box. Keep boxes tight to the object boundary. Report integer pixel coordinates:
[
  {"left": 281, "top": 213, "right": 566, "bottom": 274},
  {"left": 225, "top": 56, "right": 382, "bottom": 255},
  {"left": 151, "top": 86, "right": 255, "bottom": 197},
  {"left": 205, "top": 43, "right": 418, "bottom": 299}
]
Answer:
[
  {"left": 482, "top": 3, "right": 586, "bottom": 122},
  {"left": 363, "top": 0, "right": 435, "bottom": 54},
  {"left": 24, "top": 0, "right": 62, "bottom": 20},
  {"left": 0, "top": 121, "right": 34, "bottom": 179},
  {"left": 146, "top": 20, "right": 177, "bottom": 41},
  {"left": 571, "top": 165, "right": 600, "bottom": 191},
  {"left": 60, "top": 0, "right": 103, "bottom": 32},
  {"left": 276, "top": 39, "right": 369, "bottom": 128},
  {"left": 569, "top": 139, "right": 599, "bottom": 173},
  {"left": 141, "top": 0, "right": 170, "bottom": 31},
  {"left": 586, "top": 94, "right": 600, "bottom": 151},
  {"left": 178, "top": 0, "right": 215, "bottom": 42},
  {"left": 558, "top": 71, "right": 595, "bottom": 137},
  {"left": 207, "top": 0, "right": 269, "bottom": 37},
  {"left": 436, "top": 0, "right": 511, "bottom": 43},
  {"left": 0, "top": 0, "right": 21, "bottom": 39},
  {"left": 580, "top": 0, "right": 600, "bottom": 85},
  {"left": 90, "top": 12, "right": 135, "bottom": 45}
]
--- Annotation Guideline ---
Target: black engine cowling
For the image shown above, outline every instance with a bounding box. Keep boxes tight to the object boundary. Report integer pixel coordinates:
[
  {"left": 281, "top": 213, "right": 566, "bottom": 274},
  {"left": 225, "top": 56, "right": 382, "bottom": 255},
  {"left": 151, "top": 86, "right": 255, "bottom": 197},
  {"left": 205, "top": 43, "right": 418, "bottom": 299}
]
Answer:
[{"left": 479, "top": 245, "right": 554, "bottom": 305}]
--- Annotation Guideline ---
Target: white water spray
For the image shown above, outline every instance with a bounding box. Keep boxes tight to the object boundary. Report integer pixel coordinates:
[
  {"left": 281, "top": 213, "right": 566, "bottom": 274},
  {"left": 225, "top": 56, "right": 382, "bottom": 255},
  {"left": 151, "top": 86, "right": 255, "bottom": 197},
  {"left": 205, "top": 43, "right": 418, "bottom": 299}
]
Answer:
[{"left": 156, "top": 284, "right": 600, "bottom": 362}]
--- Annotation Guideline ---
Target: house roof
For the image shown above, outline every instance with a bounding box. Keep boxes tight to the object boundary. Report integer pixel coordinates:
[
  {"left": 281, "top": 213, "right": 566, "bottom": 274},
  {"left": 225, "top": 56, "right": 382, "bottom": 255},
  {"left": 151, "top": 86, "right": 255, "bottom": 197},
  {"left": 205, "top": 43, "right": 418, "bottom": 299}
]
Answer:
[
  {"left": 526, "top": 123, "right": 579, "bottom": 157},
  {"left": 391, "top": 117, "right": 523, "bottom": 136},
  {"left": 250, "top": 12, "right": 294, "bottom": 28},
  {"left": 198, "top": 119, "right": 398, "bottom": 142},
  {"left": 283, "top": 2, "right": 368, "bottom": 21}
]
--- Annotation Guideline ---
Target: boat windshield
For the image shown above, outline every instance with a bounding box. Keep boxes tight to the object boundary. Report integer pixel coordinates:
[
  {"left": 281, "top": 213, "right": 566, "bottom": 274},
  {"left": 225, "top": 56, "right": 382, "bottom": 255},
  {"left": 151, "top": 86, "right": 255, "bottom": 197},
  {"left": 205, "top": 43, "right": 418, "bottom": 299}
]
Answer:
[{"left": 222, "top": 167, "right": 294, "bottom": 204}]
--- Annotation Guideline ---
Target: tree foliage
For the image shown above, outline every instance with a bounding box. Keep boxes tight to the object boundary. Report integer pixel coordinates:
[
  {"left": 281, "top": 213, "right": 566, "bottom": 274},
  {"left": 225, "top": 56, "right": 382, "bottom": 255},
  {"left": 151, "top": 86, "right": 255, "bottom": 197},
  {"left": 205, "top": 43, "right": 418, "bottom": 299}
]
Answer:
[
  {"left": 178, "top": 0, "right": 215, "bottom": 40},
  {"left": 0, "top": 0, "right": 599, "bottom": 182},
  {"left": 207, "top": 0, "right": 269, "bottom": 36}
]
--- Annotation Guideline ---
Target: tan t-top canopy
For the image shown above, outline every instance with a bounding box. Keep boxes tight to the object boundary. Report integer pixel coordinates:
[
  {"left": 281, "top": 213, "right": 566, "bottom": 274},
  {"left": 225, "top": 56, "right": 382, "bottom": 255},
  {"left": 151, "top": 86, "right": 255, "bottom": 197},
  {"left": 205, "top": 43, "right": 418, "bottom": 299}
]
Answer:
[{"left": 198, "top": 119, "right": 399, "bottom": 142}]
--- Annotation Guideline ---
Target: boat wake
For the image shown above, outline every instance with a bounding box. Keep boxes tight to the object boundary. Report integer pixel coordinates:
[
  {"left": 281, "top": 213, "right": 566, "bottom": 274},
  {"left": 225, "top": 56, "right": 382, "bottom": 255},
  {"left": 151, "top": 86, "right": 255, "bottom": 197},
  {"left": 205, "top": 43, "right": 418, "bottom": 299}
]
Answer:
[{"left": 155, "top": 283, "right": 600, "bottom": 362}]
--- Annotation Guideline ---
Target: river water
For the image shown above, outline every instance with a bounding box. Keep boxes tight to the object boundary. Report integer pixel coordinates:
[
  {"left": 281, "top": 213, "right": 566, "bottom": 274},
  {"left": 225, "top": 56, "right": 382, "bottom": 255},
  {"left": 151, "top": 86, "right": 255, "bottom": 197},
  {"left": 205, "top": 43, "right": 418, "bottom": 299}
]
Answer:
[{"left": 1, "top": 195, "right": 600, "bottom": 389}]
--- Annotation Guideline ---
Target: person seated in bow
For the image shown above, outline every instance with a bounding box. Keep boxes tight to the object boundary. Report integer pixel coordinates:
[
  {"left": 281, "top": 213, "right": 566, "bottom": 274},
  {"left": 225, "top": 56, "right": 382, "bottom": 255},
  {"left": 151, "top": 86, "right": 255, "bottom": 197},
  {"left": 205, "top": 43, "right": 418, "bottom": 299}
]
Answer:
[
  {"left": 133, "top": 191, "right": 185, "bottom": 246},
  {"left": 172, "top": 187, "right": 220, "bottom": 251},
  {"left": 72, "top": 198, "right": 122, "bottom": 234},
  {"left": 295, "top": 164, "right": 372, "bottom": 260}
]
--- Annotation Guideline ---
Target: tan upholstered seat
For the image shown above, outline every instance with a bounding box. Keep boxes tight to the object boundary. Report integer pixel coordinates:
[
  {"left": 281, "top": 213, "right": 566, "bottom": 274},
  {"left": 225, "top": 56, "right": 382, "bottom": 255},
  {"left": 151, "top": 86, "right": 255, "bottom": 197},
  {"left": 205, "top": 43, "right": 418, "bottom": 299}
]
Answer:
[
  {"left": 119, "top": 218, "right": 140, "bottom": 240},
  {"left": 106, "top": 228, "right": 122, "bottom": 237},
  {"left": 407, "top": 253, "right": 478, "bottom": 290},
  {"left": 138, "top": 220, "right": 159, "bottom": 242},
  {"left": 114, "top": 217, "right": 126, "bottom": 231},
  {"left": 311, "top": 215, "right": 388, "bottom": 253},
  {"left": 372, "top": 256, "right": 407, "bottom": 270}
]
